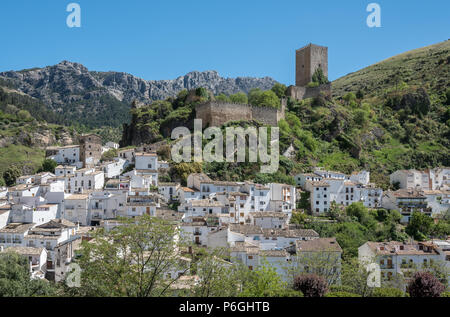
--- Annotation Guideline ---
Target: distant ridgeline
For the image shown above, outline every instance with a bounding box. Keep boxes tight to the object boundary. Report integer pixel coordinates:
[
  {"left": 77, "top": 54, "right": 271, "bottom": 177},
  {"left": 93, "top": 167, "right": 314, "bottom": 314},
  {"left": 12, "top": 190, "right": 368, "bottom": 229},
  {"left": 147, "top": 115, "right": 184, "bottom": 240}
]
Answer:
[{"left": 195, "top": 43, "right": 331, "bottom": 128}]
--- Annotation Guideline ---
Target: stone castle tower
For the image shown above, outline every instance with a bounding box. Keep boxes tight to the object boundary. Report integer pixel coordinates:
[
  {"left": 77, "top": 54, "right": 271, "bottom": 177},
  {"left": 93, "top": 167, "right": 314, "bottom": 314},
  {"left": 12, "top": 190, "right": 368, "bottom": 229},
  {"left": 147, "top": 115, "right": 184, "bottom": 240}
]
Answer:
[
  {"left": 295, "top": 43, "right": 328, "bottom": 87},
  {"left": 286, "top": 43, "right": 331, "bottom": 101}
]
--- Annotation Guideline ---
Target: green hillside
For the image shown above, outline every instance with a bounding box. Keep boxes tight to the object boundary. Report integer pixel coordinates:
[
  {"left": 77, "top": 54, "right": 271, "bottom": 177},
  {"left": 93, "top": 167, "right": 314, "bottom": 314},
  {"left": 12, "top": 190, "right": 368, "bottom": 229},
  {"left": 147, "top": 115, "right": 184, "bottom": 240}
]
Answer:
[
  {"left": 333, "top": 40, "right": 449, "bottom": 97},
  {"left": 122, "top": 41, "right": 450, "bottom": 188}
]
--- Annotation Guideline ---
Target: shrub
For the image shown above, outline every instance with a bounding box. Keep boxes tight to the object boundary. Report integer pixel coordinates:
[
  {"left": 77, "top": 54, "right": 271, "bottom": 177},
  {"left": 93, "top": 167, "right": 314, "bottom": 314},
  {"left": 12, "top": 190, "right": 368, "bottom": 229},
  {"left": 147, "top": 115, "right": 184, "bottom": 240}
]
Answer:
[
  {"left": 407, "top": 272, "right": 445, "bottom": 297},
  {"left": 3, "top": 166, "right": 21, "bottom": 186},
  {"left": 229, "top": 92, "right": 248, "bottom": 104},
  {"left": 293, "top": 274, "right": 328, "bottom": 297},
  {"left": 329, "top": 285, "right": 356, "bottom": 293},
  {"left": 312, "top": 95, "right": 327, "bottom": 107},
  {"left": 325, "top": 291, "right": 361, "bottom": 297},
  {"left": 41, "top": 159, "right": 58, "bottom": 173},
  {"left": 311, "top": 68, "right": 329, "bottom": 85},
  {"left": 372, "top": 287, "right": 406, "bottom": 297},
  {"left": 271, "top": 83, "right": 287, "bottom": 99}
]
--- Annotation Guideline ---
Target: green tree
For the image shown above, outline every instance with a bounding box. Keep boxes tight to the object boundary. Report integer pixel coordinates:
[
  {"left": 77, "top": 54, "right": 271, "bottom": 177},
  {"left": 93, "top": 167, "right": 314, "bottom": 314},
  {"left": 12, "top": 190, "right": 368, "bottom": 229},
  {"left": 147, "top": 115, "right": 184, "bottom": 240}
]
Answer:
[
  {"left": 3, "top": 165, "right": 21, "bottom": 186},
  {"left": 406, "top": 211, "right": 434, "bottom": 241},
  {"left": 271, "top": 83, "right": 287, "bottom": 99},
  {"left": 240, "top": 261, "right": 287, "bottom": 297},
  {"left": 340, "top": 258, "right": 374, "bottom": 297},
  {"left": 41, "top": 159, "right": 58, "bottom": 173},
  {"left": 0, "top": 252, "right": 57, "bottom": 297},
  {"left": 229, "top": 92, "right": 248, "bottom": 104},
  {"left": 101, "top": 148, "right": 118, "bottom": 162},
  {"left": 248, "top": 88, "right": 263, "bottom": 106},
  {"left": 258, "top": 90, "right": 280, "bottom": 108},
  {"left": 215, "top": 93, "right": 230, "bottom": 102},
  {"left": 169, "top": 162, "right": 202, "bottom": 186},
  {"left": 190, "top": 248, "right": 242, "bottom": 297},
  {"left": 71, "top": 215, "right": 190, "bottom": 297},
  {"left": 17, "top": 109, "right": 32, "bottom": 121},
  {"left": 311, "top": 68, "right": 329, "bottom": 85},
  {"left": 353, "top": 109, "right": 369, "bottom": 127}
]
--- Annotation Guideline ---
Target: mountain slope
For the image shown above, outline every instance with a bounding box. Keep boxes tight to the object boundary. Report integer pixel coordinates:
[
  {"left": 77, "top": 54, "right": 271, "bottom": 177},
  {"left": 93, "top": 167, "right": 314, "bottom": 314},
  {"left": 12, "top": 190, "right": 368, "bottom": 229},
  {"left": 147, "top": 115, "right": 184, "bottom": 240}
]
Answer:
[
  {"left": 120, "top": 41, "right": 450, "bottom": 188},
  {"left": 0, "top": 62, "right": 277, "bottom": 128},
  {"left": 333, "top": 40, "right": 450, "bottom": 97}
]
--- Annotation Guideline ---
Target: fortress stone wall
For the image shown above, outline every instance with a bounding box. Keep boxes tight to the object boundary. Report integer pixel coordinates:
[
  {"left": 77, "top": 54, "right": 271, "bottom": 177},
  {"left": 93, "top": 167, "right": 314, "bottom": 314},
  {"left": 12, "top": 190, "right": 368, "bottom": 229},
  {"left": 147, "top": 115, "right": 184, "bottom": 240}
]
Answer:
[
  {"left": 286, "top": 82, "right": 332, "bottom": 100},
  {"left": 196, "top": 101, "right": 285, "bottom": 128}
]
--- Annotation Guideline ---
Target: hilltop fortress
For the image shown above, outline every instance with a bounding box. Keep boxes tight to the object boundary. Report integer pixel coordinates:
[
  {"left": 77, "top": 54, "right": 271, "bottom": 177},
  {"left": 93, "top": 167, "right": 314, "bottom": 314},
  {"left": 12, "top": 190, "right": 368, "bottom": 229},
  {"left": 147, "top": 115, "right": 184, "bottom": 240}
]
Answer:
[{"left": 196, "top": 43, "right": 331, "bottom": 127}]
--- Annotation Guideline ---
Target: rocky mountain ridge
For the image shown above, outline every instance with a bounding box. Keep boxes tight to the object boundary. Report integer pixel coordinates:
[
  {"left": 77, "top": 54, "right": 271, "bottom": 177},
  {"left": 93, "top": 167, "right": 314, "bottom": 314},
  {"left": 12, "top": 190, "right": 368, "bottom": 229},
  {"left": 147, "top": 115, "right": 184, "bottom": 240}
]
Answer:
[{"left": 0, "top": 61, "right": 278, "bottom": 127}]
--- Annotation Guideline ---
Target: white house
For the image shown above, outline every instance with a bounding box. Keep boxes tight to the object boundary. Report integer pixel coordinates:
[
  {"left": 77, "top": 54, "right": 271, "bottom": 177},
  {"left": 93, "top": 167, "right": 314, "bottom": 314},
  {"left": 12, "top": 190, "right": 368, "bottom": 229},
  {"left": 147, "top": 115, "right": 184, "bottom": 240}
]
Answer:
[
  {"left": 180, "top": 216, "right": 220, "bottom": 246},
  {"left": 0, "top": 207, "right": 10, "bottom": 230},
  {"left": 227, "top": 224, "right": 319, "bottom": 249},
  {"left": 99, "top": 158, "right": 126, "bottom": 179},
  {"left": 247, "top": 212, "right": 288, "bottom": 229},
  {"left": 287, "top": 237, "right": 343, "bottom": 285},
  {"left": 179, "top": 199, "right": 225, "bottom": 217},
  {"left": 123, "top": 188, "right": 160, "bottom": 218},
  {"left": 0, "top": 223, "right": 36, "bottom": 248},
  {"left": 63, "top": 194, "right": 89, "bottom": 226},
  {"left": 118, "top": 148, "right": 136, "bottom": 165},
  {"left": 9, "top": 203, "right": 58, "bottom": 225},
  {"left": 46, "top": 145, "right": 82, "bottom": 167},
  {"left": 1, "top": 246, "right": 48, "bottom": 279},
  {"left": 269, "top": 183, "right": 296, "bottom": 219},
  {"left": 158, "top": 182, "right": 180, "bottom": 202},
  {"left": 105, "top": 142, "right": 119, "bottom": 150},
  {"left": 177, "top": 187, "right": 202, "bottom": 204},
  {"left": 88, "top": 191, "right": 127, "bottom": 225},
  {"left": 7, "top": 184, "right": 40, "bottom": 206},
  {"left": 24, "top": 219, "right": 78, "bottom": 280},
  {"left": 422, "top": 190, "right": 450, "bottom": 217},
  {"left": 358, "top": 241, "right": 445, "bottom": 287},
  {"left": 306, "top": 181, "right": 331, "bottom": 215},
  {"left": 382, "top": 189, "right": 432, "bottom": 223},
  {"left": 67, "top": 168, "right": 105, "bottom": 194},
  {"left": 230, "top": 242, "right": 288, "bottom": 279},
  {"left": 295, "top": 173, "right": 323, "bottom": 188}
]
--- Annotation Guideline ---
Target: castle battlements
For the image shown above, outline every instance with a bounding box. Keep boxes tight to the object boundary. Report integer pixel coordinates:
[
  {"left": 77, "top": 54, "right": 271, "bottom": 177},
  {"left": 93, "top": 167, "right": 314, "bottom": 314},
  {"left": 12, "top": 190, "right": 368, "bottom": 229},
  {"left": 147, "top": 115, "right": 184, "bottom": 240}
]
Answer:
[{"left": 195, "top": 100, "right": 285, "bottom": 128}]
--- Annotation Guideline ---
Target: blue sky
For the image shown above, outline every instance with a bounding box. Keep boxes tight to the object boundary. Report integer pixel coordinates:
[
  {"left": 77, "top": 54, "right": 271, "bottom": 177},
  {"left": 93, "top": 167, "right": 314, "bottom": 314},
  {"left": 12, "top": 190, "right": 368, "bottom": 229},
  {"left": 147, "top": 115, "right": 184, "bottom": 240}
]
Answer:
[{"left": 0, "top": 0, "right": 448, "bottom": 84}]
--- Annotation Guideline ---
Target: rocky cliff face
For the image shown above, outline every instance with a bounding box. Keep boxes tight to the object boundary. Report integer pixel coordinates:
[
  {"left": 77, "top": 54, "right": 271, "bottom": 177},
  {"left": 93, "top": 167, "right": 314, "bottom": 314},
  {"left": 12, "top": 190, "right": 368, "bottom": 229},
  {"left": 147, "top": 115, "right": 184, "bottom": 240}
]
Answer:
[{"left": 0, "top": 61, "right": 277, "bottom": 127}]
